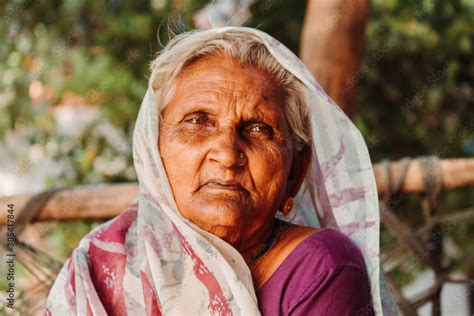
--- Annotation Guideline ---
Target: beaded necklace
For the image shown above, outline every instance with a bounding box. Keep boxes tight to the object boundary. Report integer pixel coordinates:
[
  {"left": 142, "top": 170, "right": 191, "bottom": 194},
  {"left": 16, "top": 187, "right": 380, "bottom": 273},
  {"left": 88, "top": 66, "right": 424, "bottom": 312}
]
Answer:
[{"left": 248, "top": 220, "right": 291, "bottom": 266}]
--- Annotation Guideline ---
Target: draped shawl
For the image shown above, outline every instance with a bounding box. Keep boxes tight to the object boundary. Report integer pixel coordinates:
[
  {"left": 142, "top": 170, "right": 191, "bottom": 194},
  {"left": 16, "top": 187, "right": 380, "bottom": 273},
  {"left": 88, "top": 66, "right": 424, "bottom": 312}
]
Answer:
[{"left": 46, "top": 27, "right": 398, "bottom": 315}]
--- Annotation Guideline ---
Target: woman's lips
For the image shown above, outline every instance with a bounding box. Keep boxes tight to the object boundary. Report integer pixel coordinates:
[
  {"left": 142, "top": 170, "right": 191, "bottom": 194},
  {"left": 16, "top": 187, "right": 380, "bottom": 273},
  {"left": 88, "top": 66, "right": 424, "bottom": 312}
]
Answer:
[
  {"left": 207, "top": 182, "right": 241, "bottom": 190},
  {"left": 202, "top": 179, "right": 248, "bottom": 194}
]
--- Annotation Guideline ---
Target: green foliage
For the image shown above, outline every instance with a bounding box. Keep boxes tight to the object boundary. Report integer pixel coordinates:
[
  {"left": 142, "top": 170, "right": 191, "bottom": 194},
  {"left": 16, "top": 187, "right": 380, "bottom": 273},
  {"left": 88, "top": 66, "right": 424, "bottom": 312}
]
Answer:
[
  {"left": 249, "top": 0, "right": 308, "bottom": 53},
  {"left": 358, "top": 0, "right": 473, "bottom": 161}
]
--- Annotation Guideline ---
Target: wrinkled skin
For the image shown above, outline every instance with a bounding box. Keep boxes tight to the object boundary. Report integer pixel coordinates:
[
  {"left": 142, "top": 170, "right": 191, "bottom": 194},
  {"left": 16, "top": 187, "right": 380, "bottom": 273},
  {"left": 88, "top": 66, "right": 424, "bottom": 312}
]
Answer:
[{"left": 158, "top": 53, "right": 305, "bottom": 260}]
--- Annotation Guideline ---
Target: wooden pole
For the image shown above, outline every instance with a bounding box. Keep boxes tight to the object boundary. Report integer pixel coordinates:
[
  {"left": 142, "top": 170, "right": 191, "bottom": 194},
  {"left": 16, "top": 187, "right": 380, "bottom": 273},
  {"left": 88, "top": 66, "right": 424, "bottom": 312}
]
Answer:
[
  {"left": 300, "top": 0, "right": 370, "bottom": 117},
  {"left": 0, "top": 183, "right": 138, "bottom": 225},
  {"left": 373, "top": 158, "right": 474, "bottom": 195},
  {"left": 1, "top": 158, "right": 473, "bottom": 224}
]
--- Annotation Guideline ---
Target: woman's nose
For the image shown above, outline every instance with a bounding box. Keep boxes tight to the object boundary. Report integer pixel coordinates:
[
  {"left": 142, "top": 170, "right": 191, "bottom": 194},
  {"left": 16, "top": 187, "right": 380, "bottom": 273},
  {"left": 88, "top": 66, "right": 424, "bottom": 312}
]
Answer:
[{"left": 207, "top": 129, "right": 246, "bottom": 168}]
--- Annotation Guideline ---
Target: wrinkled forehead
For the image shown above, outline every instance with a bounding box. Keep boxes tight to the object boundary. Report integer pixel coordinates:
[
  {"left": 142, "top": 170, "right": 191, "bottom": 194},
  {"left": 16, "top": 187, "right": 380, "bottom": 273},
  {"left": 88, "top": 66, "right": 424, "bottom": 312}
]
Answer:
[
  {"left": 161, "top": 53, "right": 288, "bottom": 123},
  {"left": 180, "top": 53, "right": 283, "bottom": 95},
  {"left": 160, "top": 52, "right": 286, "bottom": 114}
]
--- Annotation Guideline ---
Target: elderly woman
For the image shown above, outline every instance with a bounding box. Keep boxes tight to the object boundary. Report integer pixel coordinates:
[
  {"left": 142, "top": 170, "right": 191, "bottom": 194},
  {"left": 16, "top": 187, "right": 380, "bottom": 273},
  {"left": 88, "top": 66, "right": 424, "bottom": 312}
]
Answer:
[{"left": 46, "top": 27, "right": 396, "bottom": 315}]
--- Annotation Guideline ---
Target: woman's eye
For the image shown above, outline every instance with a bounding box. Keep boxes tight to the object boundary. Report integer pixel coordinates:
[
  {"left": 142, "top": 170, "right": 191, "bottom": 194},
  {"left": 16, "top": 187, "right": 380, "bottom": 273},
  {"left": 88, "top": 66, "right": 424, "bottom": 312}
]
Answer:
[
  {"left": 250, "top": 125, "right": 264, "bottom": 132},
  {"left": 186, "top": 117, "right": 201, "bottom": 124},
  {"left": 246, "top": 123, "right": 273, "bottom": 137},
  {"left": 183, "top": 112, "right": 210, "bottom": 125}
]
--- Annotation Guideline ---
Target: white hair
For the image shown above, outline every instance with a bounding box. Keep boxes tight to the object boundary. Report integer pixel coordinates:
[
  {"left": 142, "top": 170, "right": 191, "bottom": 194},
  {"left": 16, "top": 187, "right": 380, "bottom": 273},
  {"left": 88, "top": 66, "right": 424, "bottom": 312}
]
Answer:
[{"left": 151, "top": 29, "right": 311, "bottom": 151}]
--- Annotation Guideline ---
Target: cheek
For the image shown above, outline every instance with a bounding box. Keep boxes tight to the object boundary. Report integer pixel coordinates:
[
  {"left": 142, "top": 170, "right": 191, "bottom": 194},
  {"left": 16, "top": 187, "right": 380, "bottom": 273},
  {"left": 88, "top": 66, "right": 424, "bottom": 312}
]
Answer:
[
  {"left": 248, "top": 143, "right": 292, "bottom": 195},
  {"left": 160, "top": 124, "right": 204, "bottom": 155},
  {"left": 159, "top": 128, "right": 206, "bottom": 190}
]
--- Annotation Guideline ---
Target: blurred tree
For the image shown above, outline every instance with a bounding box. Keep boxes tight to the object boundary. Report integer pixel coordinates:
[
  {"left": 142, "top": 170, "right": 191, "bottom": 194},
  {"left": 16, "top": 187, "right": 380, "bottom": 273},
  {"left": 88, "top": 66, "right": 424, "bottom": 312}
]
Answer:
[{"left": 300, "top": 0, "right": 370, "bottom": 117}]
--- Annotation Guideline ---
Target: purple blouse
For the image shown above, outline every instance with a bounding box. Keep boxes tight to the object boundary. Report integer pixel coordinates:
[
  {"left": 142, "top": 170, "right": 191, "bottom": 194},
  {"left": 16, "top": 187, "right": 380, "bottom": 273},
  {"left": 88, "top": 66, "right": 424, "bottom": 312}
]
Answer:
[{"left": 257, "top": 228, "right": 374, "bottom": 315}]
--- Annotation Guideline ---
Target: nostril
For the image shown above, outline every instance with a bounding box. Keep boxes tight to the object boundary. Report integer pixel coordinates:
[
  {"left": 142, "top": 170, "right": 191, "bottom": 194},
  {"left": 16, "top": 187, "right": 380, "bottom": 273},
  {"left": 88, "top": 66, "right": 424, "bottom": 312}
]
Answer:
[
  {"left": 206, "top": 129, "right": 247, "bottom": 167},
  {"left": 208, "top": 142, "right": 246, "bottom": 168}
]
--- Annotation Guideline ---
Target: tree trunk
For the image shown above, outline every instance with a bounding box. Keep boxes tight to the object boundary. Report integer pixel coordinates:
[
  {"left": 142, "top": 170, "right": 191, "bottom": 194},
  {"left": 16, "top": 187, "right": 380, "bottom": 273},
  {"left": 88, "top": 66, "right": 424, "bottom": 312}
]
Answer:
[{"left": 300, "top": 0, "right": 370, "bottom": 117}]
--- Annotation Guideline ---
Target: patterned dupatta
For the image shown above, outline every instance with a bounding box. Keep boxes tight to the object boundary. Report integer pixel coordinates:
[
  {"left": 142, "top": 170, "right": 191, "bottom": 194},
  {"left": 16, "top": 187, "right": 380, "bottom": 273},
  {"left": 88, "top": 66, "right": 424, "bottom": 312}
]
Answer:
[{"left": 46, "top": 27, "right": 398, "bottom": 315}]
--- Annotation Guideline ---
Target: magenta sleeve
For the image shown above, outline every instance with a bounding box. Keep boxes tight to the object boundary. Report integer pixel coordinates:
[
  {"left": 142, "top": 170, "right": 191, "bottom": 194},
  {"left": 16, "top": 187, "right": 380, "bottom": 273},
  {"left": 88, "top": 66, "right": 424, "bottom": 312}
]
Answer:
[
  {"left": 288, "top": 265, "right": 374, "bottom": 315},
  {"left": 257, "top": 229, "right": 374, "bottom": 315}
]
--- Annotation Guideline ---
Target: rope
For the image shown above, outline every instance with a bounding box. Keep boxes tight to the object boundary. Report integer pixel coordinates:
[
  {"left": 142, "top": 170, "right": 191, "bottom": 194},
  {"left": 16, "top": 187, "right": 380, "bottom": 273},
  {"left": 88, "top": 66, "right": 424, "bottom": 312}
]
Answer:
[
  {"left": 382, "top": 157, "right": 412, "bottom": 196},
  {"left": 15, "top": 187, "right": 66, "bottom": 235},
  {"left": 0, "top": 187, "right": 68, "bottom": 246},
  {"left": 418, "top": 156, "right": 442, "bottom": 217},
  {"left": 379, "top": 157, "right": 430, "bottom": 265}
]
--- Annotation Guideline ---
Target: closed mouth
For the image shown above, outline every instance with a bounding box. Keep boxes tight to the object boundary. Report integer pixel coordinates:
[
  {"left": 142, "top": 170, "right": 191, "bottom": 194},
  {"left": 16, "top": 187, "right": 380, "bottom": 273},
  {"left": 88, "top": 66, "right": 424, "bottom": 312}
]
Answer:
[{"left": 203, "top": 179, "right": 247, "bottom": 193}]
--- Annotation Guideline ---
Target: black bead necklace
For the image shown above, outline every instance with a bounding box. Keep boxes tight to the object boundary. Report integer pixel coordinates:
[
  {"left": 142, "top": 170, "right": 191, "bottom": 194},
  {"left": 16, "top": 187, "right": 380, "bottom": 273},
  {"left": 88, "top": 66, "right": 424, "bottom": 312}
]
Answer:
[{"left": 248, "top": 220, "right": 291, "bottom": 266}]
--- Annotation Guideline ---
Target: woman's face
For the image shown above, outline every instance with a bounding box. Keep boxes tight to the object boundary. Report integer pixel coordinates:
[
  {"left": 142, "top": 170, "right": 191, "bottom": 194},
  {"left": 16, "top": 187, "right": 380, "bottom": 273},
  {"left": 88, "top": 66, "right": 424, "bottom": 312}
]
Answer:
[{"left": 159, "top": 53, "right": 295, "bottom": 250}]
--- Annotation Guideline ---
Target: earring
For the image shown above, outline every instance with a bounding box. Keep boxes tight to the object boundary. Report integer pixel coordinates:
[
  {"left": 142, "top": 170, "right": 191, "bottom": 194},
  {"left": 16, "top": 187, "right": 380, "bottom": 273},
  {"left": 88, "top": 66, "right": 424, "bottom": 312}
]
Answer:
[{"left": 283, "top": 197, "right": 294, "bottom": 216}]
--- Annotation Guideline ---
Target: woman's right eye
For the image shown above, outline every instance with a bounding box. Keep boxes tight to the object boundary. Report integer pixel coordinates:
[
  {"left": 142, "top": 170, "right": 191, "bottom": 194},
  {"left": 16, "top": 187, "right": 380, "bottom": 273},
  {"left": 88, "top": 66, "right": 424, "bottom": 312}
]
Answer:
[
  {"left": 186, "top": 116, "right": 202, "bottom": 124},
  {"left": 183, "top": 111, "right": 212, "bottom": 126}
]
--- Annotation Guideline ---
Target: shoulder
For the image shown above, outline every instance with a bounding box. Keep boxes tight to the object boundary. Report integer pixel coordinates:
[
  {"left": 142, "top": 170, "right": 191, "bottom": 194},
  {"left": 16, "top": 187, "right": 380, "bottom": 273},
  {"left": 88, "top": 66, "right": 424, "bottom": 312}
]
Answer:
[
  {"left": 71, "top": 203, "right": 139, "bottom": 314},
  {"left": 258, "top": 226, "right": 370, "bottom": 287},
  {"left": 257, "top": 226, "right": 367, "bottom": 288},
  {"left": 285, "top": 229, "right": 373, "bottom": 314},
  {"left": 257, "top": 227, "right": 373, "bottom": 315},
  {"left": 86, "top": 202, "right": 138, "bottom": 244},
  {"left": 283, "top": 229, "right": 373, "bottom": 314},
  {"left": 297, "top": 228, "right": 367, "bottom": 271},
  {"left": 85, "top": 202, "right": 138, "bottom": 277}
]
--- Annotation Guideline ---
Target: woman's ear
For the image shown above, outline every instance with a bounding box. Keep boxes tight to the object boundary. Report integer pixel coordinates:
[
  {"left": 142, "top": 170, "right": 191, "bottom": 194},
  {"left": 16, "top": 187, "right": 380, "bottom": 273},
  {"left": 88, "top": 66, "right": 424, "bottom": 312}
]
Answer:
[{"left": 287, "top": 144, "right": 312, "bottom": 197}]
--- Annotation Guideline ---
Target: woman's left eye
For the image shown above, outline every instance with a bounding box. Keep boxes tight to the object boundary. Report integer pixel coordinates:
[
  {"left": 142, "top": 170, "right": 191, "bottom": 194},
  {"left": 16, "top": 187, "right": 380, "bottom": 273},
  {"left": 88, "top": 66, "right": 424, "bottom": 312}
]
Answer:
[
  {"left": 245, "top": 123, "right": 273, "bottom": 137},
  {"left": 250, "top": 125, "right": 265, "bottom": 132}
]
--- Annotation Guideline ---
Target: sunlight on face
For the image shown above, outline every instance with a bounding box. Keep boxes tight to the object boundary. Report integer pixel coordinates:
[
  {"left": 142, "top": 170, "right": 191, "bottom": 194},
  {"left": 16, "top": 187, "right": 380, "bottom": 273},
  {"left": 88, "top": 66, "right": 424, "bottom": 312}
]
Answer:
[{"left": 158, "top": 53, "right": 294, "bottom": 249}]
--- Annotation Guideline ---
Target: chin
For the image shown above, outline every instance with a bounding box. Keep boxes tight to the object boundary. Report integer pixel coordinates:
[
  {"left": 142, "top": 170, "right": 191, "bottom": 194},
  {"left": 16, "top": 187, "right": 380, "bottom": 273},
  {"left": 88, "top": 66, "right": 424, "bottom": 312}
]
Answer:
[
  {"left": 178, "top": 194, "right": 251, "bottom": 242},
  {"left": 188, "top": 218, "right": 243, "bottom": 246},
  {"left": 188, "top": 208, "right": 246, "bottom": 243},
  {"left": 209, "top": 226, "right": 243, "bottom": 246}
]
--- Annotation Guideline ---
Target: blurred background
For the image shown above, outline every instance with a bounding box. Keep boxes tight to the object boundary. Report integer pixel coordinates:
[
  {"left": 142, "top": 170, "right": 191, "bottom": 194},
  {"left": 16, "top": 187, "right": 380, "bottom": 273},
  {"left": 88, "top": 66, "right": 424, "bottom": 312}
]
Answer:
[{"left": 0, "top": 0, "right": 473, "bottom": 315}]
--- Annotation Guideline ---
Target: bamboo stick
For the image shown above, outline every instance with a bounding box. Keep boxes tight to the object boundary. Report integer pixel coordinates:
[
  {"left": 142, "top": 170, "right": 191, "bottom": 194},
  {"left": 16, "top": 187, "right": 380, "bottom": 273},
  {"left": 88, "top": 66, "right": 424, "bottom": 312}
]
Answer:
[
  {"left": 373, "top": 158, "right": 474, "bottom": 195},
  {"left": 0, "top": 183, "right": 138, "bottom": 225},
  {"left": 1, "top": 158, "right": 473, "bottom": 225}
]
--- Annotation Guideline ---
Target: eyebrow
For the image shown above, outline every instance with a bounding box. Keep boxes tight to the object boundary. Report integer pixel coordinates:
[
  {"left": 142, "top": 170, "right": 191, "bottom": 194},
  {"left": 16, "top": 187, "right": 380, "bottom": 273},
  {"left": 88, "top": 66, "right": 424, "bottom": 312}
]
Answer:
[
  {"left": 251, "top": 106, "right": 281, "bottom": 129},
  {"left": 177, "top": 101, "right": 220, "bottom": 117},
  {"left": 173, "top": 88, "right": 283, "bottom": 124}
]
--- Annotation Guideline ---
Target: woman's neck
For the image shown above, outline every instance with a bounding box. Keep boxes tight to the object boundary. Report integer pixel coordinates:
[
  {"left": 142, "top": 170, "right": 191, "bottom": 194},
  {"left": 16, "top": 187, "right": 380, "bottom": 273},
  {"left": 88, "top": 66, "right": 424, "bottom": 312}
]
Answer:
[{"left": 237, "top": 220, "right": 277, "bottom": 264}]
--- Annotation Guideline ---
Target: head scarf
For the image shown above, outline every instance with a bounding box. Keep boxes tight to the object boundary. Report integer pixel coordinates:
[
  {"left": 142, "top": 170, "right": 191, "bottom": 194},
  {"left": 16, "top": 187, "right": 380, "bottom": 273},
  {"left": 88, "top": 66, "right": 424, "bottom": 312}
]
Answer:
[{"left": 46, "top": 27, "right": 398, "bottom": 315}]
